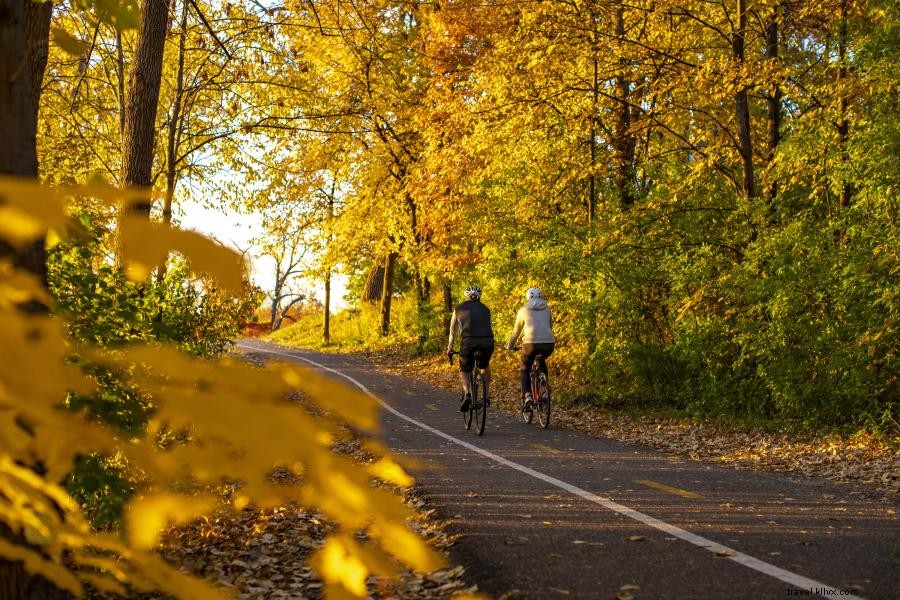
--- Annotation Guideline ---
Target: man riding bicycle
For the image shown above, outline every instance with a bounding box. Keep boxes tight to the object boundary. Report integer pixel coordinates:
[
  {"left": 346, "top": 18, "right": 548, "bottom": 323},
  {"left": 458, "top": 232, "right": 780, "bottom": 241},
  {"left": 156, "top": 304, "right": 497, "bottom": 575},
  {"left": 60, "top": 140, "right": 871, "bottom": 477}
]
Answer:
[
  {"left": 505, "top": 287, "right": 555, "bottom": 404},
  {"left": 447, "top": 285, "right": 494, "bottom": 412}
]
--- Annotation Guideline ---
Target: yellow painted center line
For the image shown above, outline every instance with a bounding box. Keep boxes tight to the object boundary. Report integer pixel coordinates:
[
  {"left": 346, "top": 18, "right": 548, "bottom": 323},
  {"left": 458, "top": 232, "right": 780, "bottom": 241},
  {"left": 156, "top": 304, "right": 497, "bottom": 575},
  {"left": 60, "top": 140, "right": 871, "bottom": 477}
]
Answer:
[
  {"left": 533, "top": 443, "right": 562, "bottom": 455},
  {"left": 425, "top": 403, "right": 439, "bottom": 412},
  {"left": 634, "top": 479, "right": 703, "bottom": 499}
]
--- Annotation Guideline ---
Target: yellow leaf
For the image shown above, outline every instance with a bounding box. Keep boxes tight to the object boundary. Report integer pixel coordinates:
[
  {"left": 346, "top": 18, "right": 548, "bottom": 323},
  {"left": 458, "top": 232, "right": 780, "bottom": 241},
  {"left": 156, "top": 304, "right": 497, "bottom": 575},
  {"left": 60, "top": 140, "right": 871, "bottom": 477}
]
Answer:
[
  {"left": 311, "top": 536, "right": 369, "bottom": 597},
  {"left": 119, "top": 216, "right": 246, "bottom": 293},
  {"left": 370, "top": 520, "right": 445, "bottom": 573},
  {"left": 51, "top": 27, "right": 89, "bottom": 56},
  {"left": 126, "top": 494, "right": 216, "bottom": 549},
  {"left": 367, "top": 457, "right": 413, "bottom": 487},
  {"left": 0, "top": 207, "right": 43, "bottom": 245}
]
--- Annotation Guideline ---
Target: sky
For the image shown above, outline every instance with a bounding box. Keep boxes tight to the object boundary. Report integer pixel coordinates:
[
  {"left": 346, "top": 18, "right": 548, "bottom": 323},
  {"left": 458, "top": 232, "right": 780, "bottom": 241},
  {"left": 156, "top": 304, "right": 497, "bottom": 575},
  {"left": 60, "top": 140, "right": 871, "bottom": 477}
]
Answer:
[{"left": 176, "top": 199, "right": 348, "bottom": 311}]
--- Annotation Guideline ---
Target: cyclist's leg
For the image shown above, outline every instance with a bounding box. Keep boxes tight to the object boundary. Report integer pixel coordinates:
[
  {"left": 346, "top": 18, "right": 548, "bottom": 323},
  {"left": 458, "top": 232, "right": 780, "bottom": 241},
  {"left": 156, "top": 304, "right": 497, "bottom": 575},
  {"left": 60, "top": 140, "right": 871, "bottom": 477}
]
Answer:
[
  {"left": 536, "top": 343, "right": 555, "bottom": 376},
  {"left": 459, "top": 341, "right": 475, "bottom": 394},
  {"left": 521, "top": 344, "right": 536, "bottom": 398},
  {"left": 458, "top": 341, "right": 475, "bottom": 410},
  {"left": 478, "top": 343, "right": 495, "bottom": 401}
]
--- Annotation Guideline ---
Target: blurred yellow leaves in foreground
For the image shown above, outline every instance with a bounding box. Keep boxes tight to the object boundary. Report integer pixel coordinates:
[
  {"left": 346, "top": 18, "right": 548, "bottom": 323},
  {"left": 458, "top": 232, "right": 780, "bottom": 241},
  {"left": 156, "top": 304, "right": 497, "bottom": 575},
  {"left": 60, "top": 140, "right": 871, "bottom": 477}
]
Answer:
[{"left": 0, "top": 177, "right": 444, "bottom": 598}]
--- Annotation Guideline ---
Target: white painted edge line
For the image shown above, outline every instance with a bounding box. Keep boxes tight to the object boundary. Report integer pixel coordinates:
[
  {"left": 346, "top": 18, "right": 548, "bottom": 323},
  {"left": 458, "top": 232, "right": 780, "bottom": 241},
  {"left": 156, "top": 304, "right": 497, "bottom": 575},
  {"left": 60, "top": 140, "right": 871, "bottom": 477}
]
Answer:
[{"left": 238, "top": 342, "right": 860, "bottom": 600}]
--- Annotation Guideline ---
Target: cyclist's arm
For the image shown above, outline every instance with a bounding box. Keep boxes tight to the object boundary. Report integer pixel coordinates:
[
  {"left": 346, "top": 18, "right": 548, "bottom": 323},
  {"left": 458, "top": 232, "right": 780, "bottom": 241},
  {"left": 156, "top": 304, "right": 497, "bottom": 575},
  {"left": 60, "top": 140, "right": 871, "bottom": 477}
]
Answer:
[{"left": 446, "top": 310, "right": 459, "bottom": 353}]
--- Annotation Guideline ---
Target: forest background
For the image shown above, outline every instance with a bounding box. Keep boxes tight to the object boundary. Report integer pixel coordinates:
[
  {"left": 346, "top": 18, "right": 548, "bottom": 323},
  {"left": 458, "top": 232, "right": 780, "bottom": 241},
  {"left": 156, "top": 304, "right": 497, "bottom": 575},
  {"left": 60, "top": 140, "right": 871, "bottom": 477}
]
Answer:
[{"left": 0, "top": 0, "right": 897, "bottom": 597}]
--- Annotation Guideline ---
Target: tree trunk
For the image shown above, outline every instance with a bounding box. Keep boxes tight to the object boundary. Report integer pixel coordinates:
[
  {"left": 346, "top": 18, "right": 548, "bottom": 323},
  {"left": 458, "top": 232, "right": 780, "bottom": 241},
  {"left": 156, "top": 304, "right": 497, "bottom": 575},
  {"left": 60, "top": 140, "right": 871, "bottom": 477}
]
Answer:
[
  {"left": 116, "top": 28, "right": 125, "bottom": 138},
  {"left": 733, "top": 0, "right": 755, "bottom": 199},
  {"left": 764, "top": 6, "right": 781, "bottom": 203},
  {"left": 323, "top": 185, "right": 334, "bottom": 344},
  {"left": 323, "top": 271, "right": 331, "bottom": 344},
  {"left": 122, "top": 0, "right": 172, "bottom": 215},
  {"left": 379, "top": 252, "right": 397, "bottom": 336},
  {"left": 157, "top": 0, "right": 188, "bottom": 284},
  {"left": 24, "top": 0, "right": 51, "bottom": 129},
  {"left": 0, "top": 0, "right": 51, "bottom": 284},
  {"left": 836, "top": 1, "right": 853, "bottom": 209},
  {"left": 0, "top": 3, "right": 71, "bottom": 594},
  {"left": 613, "top": 2, "right": 635, "bottom": 209},
  {"left": 414, "top": 274, "right": 428, "bottom": 353},
  {"left": 362, "top": 259, "right": 385, "bottom": 302},
  {"left": 587, "top": 7, "right": 599, "bottom": 223},
  {"left": 0, "top": 0, "right": 38, "bottom": 177},
  {"left": 270, "top": 296, "right": 281, "bottom": 331},
  {"left": 442, "top": 280, "right": 452, "bottom": 338}
]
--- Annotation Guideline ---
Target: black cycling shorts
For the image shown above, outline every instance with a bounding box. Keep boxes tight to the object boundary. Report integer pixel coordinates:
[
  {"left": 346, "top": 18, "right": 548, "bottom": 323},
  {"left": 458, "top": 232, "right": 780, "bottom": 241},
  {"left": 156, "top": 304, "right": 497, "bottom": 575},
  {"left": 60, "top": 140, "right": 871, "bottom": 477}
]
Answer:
[{"left": 459, "top": 337, "right": 494, "bottom": 373}]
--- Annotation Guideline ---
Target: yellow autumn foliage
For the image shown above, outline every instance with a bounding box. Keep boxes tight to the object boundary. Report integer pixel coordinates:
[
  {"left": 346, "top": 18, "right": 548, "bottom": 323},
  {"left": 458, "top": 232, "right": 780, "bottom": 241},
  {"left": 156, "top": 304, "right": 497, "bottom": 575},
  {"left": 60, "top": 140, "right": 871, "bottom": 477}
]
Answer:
[{"left": 0, "top": 176, "right": 444, "bottom": 598}]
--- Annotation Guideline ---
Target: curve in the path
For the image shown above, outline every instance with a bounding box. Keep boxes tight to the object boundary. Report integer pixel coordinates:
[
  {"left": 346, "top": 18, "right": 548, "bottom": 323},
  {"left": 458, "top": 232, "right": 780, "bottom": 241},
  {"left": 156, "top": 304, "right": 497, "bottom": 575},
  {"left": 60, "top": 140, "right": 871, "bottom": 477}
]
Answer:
[{"left": 237, "top": 340, "right": 898, "bottom": 600}]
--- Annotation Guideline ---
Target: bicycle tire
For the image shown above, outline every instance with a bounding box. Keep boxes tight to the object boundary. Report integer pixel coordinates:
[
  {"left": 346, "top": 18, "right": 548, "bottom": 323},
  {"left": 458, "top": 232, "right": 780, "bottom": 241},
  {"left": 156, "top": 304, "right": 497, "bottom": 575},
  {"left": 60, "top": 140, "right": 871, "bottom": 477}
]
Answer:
[
  {"left": 474, "top": 372, "right": 487, "bottom": 436},
  {"left": 537, "top": 373, "right": 551, "bottom": 429},
  {"left": 463, "top": 370, "right": 476, "bottom": 430},
  {"left": 521, "top": 389, "right": 533, "bottom": 424}
]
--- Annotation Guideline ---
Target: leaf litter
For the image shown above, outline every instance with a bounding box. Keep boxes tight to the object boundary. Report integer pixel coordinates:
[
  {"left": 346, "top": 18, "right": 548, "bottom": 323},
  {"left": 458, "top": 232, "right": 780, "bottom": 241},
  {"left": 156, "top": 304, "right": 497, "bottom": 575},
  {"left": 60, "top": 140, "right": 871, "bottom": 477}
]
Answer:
[{"left": 366, "top": 349, "right": 899, "bottom": 501}]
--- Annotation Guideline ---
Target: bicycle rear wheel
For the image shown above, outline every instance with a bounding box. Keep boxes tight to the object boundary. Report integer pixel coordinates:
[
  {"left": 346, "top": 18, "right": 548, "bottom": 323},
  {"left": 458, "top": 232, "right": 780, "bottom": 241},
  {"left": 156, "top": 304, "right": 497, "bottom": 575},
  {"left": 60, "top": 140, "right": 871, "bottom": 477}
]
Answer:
[
  {"left": 473, "top": 372, "right": 487, "bottom": 436},
  {"left": 463, "top": 390, "right": 473, "bottom": 430},
  {"left": 536, "top": 373, "right": 551, "bottom": 429},
  {"left": 521, "top": 390, "right": 533, "bottom": 423},
  {"left": 463, "top": 370, "right": 476, "bottom": 430}
]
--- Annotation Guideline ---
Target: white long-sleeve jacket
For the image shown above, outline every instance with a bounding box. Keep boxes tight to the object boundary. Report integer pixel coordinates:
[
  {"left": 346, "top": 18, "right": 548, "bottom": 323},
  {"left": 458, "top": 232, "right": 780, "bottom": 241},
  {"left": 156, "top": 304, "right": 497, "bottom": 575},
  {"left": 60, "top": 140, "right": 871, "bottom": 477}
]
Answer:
[{"left": 506, "top": 298, "right": 555, "bottom": 349}]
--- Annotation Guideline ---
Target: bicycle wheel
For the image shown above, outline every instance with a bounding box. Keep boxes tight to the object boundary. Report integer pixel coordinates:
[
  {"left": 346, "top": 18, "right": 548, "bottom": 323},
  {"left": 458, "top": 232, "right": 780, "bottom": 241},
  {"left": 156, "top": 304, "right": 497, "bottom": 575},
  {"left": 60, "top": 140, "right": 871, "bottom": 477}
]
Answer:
[
  {"left": 521, "top": 388, "right": 533, "bottom": 424},
  {"left": 536, "top": 373, "right": 551, "bottom": 429},
  {"left": 463, "top": 371, "right": 476, "bottom": 430},
  {"left": 474, "top": 373, "right": 487, "bottom": 436}
]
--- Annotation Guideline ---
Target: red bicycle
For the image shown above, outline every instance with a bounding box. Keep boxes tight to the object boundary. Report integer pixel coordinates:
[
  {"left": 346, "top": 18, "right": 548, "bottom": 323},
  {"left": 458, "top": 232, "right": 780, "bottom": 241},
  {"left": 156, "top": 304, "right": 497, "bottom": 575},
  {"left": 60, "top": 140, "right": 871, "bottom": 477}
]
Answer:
[{"left": 516, "top": 348, "right": 551, "bottom": 429}]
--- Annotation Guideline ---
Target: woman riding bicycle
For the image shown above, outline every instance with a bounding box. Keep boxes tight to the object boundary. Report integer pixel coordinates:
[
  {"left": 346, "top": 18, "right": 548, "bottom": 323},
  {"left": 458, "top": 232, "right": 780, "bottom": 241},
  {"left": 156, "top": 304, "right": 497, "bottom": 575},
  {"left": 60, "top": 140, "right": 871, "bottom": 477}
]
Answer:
[
  {"left": 505, "top": 287, "right": 555, "bottom": 404},
  {"left": 447, "top": 285, "right": 495, "bottom": 412}
]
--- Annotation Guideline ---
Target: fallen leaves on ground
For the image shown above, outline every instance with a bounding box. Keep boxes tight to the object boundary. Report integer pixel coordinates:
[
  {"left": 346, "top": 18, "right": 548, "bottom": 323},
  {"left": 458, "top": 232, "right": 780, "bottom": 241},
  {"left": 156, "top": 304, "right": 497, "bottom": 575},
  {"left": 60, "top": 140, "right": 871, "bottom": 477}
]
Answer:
[{"left": 366, "top": 349, "right": 899, "bottom": 501}]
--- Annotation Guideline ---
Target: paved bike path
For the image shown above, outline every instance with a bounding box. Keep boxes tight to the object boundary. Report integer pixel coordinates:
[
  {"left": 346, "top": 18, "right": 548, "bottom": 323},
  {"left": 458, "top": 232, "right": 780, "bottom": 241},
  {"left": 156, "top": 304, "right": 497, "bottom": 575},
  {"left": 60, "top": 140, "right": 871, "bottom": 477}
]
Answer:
[{"left": 238, "top": 340, "right": 899, "bottom": 599}]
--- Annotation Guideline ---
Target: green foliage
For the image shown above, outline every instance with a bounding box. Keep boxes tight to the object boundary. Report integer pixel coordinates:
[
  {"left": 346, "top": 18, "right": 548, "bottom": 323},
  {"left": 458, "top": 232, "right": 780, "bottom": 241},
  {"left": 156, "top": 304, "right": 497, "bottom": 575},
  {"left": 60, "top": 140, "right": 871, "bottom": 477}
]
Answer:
[
  {"left": 46, "top": 217, "right": 261, "bottom": 534},
  {"left": 48, "top": 218, "right": 254, "bottom": 358},
  {"left": 65, "top": 454, "right": 135, "bottom": 531},
  {"left": 273, "top": 295, "right": 446, "bottom": 355}
]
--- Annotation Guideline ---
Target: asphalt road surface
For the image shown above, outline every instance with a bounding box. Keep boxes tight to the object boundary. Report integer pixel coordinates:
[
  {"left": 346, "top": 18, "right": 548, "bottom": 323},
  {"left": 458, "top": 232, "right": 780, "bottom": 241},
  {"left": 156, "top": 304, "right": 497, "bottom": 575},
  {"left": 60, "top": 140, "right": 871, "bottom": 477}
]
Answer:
[{"left": 237, "top": 340, "right": 899, "bottom": 600}]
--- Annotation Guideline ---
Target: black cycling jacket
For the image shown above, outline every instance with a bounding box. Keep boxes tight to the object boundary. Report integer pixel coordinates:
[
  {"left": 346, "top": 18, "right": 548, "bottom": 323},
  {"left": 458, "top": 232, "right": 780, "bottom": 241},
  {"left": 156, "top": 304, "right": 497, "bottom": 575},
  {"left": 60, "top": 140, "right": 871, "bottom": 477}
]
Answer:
[{"left": 447, "top": 300, "right": 494, "bottom": 351}]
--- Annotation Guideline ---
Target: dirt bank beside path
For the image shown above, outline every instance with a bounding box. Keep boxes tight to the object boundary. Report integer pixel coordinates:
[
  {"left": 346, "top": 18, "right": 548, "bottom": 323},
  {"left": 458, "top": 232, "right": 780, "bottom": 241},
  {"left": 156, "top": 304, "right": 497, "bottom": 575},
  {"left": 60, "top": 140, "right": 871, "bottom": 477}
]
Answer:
[{"left": 360, "top": 349, "right": 899, "bottom": 502}]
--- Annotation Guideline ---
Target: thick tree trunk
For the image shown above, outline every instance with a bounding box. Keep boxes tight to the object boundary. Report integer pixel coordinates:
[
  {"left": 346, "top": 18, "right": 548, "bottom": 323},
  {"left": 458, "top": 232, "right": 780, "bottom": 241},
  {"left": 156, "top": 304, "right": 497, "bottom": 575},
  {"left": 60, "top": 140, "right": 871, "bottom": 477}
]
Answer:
[
  {"left": 362, "top": 260, "right": 385, "bottom": 302},
  {"left": 764, "top": 7, "right": 781, "bottom": 202},
  {"left": 122, "top": 0, "right": 172, "bottom": 215},
  {"left": 24, "top": 0, "right": 51, "bottom": 128},
  {"left": 733, "top": 0, "right": 755, "bottom": 199},
  {"left": 1, "top": 0, "right": 38, "bottom": 177},
  {"left": 613, "top": 2, "right": 635, "bottom": 209},
  {"left": 0, "top": 4, "right": 71, "bottom": 596},
  {"left": 1, "top": 0, "right": 50, "bottom": 284},
  {"left": 156, "top": 0, "right": 188, "bottom": 284},
  {"left": 379, "top": 252, "right": 397, "bottom": 336}
]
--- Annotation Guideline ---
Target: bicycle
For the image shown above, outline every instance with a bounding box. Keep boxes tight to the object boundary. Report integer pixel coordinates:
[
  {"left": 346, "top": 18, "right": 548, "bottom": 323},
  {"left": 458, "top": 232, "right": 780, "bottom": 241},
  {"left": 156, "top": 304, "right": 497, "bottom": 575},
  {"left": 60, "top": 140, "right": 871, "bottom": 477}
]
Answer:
[
  {"left": 448, "top": 350, "right": 487, "bottom": 436},
  {"left": 514, "top": 347, "right": 551, "bottom": 429}
]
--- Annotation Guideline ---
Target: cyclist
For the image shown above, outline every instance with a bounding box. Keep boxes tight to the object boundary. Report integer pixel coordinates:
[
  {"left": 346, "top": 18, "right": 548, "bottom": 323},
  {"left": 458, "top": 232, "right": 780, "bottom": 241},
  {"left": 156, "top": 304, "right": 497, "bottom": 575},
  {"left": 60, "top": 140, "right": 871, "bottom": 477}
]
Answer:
[
  {"left": 505, "top": 287, "right": 555, "bottom": 405},
  {"left": 446, "top": 285, "right": 494, "bottom": 412}
]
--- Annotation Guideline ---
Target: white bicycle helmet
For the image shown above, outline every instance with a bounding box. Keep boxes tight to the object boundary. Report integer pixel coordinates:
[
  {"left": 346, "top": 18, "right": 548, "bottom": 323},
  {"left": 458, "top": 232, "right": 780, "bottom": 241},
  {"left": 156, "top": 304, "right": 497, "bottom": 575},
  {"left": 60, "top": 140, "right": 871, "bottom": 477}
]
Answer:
[
  {"left": 526, "top": 287, "right": 543, "bottom": 300},
  {"left": 464, "top": 285, "right": 482, "bottom": 300}
]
